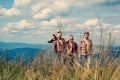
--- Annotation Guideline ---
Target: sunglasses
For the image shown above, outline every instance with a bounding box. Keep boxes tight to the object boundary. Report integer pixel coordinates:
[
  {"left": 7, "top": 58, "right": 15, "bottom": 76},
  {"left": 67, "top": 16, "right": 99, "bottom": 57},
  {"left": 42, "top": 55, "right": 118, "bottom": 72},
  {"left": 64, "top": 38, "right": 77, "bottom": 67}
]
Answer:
[{"left": 70, "top": 38, "right": 73, "bottom": 40}]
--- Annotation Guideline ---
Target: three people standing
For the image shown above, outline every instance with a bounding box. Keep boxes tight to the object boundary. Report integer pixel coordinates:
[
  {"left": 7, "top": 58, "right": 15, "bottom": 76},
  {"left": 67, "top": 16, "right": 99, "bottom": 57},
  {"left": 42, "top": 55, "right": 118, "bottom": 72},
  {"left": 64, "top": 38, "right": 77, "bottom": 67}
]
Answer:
[{"left": 48, "top": 31, "right": 92, "bottom": 68}]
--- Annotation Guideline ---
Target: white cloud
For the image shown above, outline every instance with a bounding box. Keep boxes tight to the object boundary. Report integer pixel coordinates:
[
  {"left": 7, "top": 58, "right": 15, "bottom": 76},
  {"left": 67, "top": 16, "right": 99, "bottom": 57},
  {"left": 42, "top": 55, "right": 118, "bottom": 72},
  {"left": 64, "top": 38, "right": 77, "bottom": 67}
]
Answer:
[
  {"left": 84, "top": 18, "right": 111, "bottom": 29},
  {"left": 31, "top": 0, "right": 105, "bottom": 18},
  {"left": 113, "top": 30, "right": 120, "bottom": 33},
  {"left": 96, "top": 23, "right": 111, "bottom": 29},
  {"left": 33, "top": 8, "right": 52, "bottom": 19},
  {"left": 32, "top": 0, "right": 74, "bottom": 19},
  {"left": 102, "top": 23, "right": 111, "bottom": 28},
  {"left": 13, "top": 0, "right": 31, "bottom": 7},
  {"left": 39, "top": 17, "right": 112, "bottom": 33},
  {"left": 0, "top": 0, "right": 119, "bottom": 44},
  {"left": 53, "top": 0, "right": 72, "bottom": 12},
  {"left": 72, "top": 23, "right": 84, "bottom": 28},
  {"left": 75, "top": 0, "right": 104, "bottom": 7},
  {"left": 40, "top": 18, "right": 57, "bottom": 28},
  {"left": 55, "top": 18, "right": 114, "bottom": 34},
  {"left": 40, "top": 17, "right": 78, "bottom": 28},
  {"left": 114, "top": 25, "right": 120, "bottom": 29},
  {"left": 2, "top": 20, "right": 35, "bottom": 32},
  {"left": 75, "top": 0, "right": 89, "bottom": 7},
  {"left": 32, "top": 0, "right": 98, "bottom": 20},
  {"left": 84, "top": 18, "right": 99, "bottom": 27},
  {"left": 0, "top": 7, "right": 21, "bottom": 17},
  {"left": 31, "top": 2, "right": 49, "bottom": 14}
]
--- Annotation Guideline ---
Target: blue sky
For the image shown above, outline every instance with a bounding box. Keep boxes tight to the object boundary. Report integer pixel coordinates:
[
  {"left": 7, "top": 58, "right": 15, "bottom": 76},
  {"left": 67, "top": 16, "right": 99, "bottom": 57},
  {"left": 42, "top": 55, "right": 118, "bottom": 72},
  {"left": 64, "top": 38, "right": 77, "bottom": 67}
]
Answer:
[{"left": 0, "top": 0, "right": 120, "bottom": 45}]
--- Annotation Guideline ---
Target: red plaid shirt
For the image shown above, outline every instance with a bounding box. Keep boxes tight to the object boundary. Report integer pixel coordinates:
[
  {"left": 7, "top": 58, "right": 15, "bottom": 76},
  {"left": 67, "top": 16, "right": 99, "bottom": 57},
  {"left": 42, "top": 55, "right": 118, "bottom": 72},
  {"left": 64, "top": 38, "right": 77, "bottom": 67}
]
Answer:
[
  {"left": 48, "top": 37, "right": 66, "bottom": 53},
  {"left": 79, "top": 39, "right": 92, "bottom": 55}
]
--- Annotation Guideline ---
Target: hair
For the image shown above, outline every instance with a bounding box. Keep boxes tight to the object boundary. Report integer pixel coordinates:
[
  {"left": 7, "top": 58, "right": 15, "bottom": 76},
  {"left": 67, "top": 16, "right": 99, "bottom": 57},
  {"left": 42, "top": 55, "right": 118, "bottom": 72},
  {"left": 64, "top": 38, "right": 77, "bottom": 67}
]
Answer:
[
  {"left": 57, "top": 31, "right": 62, "bottom": 34},
  {"left": 69, "top": 35, "right": 73, "bottom": 37},
  {"left": 84, "top": 32, "right": 89, "bottom": 36},
  {"left": 57, "top": 31, "right": 62, "bottom": 38}
]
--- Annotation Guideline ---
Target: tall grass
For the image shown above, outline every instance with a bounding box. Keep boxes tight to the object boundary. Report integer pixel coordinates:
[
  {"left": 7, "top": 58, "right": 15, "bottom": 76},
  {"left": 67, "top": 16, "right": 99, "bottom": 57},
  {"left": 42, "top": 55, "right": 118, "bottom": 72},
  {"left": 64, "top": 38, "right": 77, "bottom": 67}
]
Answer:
[{"left": 0, "top": 48, "right": 120, "bottom": 80}]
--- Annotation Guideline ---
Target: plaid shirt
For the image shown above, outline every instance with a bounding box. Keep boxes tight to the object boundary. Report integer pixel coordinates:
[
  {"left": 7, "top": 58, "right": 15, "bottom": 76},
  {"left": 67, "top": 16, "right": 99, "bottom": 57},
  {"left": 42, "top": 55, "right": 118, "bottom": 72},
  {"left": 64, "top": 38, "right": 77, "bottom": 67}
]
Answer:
[
  {"left": 79, "top": 39, "right": 92, "bottom": 55},
  {"left": 48, "top": 37, "right": 66, "bottom": 53}
]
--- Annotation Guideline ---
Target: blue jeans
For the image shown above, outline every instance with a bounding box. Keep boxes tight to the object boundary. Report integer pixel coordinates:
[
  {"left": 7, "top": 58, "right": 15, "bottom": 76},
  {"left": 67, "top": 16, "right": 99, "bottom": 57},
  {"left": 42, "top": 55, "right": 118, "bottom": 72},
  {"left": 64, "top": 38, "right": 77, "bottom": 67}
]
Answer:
[{"left": 80, "top": 55, "right": 91, "bottom": 68}]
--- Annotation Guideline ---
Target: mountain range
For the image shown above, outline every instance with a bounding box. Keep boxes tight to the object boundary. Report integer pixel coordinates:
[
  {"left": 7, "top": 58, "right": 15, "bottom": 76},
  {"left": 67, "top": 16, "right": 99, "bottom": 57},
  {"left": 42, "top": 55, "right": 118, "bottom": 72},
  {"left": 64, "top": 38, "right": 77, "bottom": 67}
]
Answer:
[{"left": 0, "top": 42, "right": 47, "bottom": 50}]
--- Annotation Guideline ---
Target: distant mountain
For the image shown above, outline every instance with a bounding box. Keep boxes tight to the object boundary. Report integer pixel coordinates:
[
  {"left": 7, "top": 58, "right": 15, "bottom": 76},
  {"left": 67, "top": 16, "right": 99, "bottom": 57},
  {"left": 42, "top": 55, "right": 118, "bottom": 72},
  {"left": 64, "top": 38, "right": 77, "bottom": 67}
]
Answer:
[
  {"left": 0, "top": 42, "right": 47, "bottom": 49},
  {"left": 0, "top": 48, "right": 42, "bottom": 63},
  {"left": 0, "top": 42, "right": 48, "bottom": 63}
]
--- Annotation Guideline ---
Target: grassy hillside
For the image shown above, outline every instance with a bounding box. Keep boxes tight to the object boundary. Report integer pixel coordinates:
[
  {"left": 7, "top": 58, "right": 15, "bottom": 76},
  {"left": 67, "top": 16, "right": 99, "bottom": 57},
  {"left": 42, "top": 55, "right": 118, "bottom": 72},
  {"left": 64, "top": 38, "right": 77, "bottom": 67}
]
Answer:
[{"left": 0, "top": 49, "right": 120, "bottom": 80}]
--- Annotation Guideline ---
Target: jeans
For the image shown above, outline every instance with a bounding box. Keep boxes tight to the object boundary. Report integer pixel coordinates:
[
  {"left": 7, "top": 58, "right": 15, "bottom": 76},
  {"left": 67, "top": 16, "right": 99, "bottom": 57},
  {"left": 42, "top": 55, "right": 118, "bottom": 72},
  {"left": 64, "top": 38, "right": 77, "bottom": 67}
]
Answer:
[{"left": 80, "top": 54, "right": 92, "bottom": 68}]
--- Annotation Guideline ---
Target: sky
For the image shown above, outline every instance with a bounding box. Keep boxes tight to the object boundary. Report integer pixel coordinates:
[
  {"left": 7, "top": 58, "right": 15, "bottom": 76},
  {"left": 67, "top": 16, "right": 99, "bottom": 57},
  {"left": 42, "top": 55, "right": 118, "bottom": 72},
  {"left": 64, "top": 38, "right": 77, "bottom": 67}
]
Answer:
[{"left": 0, "top": 0, "right": 120, "bottom": 45}]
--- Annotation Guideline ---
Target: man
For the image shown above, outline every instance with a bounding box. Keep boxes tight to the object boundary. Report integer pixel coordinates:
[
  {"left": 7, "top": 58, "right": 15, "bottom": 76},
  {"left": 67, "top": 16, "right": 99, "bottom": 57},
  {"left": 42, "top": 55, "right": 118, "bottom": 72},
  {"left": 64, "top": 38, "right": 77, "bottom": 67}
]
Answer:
[
  {"left": 48, "top": 31, "right": 66, "bottom": 65},
  {"left": 78, "top": 32, "right": 92, "bottom": 68},
  {"left": 65, "top": 35, "right": 78, "bottom": 65}
]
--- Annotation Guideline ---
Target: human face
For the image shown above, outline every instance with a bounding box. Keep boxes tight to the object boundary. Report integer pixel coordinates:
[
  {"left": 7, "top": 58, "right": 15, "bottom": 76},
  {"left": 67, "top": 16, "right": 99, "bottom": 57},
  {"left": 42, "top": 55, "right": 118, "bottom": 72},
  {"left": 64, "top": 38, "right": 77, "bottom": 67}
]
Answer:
[
  {"left": 84, "top": 34, "right": 89, "bottom": 39},
  {"left": 57, "top": 33, "right": 62, "bottom": 39},
  {"left": 69, "top": 35, "right": 74, "bottom": 41}
]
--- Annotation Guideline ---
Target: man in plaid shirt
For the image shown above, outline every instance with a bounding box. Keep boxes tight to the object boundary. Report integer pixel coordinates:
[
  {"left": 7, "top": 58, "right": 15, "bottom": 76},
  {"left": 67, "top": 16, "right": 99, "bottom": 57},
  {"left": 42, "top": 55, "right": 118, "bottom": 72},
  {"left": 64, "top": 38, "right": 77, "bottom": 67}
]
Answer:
[
  {"left": 48, "top": 31, "right": 66, "bottom": 65},
  {"left": 78, "top": 32, "right": 92, "bottom": 68},
  {"left": 65, "top": 35, "right": 78, "bottom": 65}
]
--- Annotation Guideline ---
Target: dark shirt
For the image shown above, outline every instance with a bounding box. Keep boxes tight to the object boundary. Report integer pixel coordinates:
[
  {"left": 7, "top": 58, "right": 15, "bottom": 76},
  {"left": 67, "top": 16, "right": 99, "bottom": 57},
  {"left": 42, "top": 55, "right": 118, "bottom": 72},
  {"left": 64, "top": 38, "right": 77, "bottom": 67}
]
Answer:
[{"left": 66, "top": 41, "right": 78, "bottom": 54}]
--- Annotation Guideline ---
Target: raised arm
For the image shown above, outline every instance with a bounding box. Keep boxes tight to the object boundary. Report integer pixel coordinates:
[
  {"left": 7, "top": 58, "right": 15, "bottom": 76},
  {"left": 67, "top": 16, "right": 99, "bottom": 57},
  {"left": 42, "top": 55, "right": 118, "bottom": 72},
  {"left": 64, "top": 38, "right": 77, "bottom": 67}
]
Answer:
[{"left": 47, "top": 37, "right": 56, "bottom": 43}]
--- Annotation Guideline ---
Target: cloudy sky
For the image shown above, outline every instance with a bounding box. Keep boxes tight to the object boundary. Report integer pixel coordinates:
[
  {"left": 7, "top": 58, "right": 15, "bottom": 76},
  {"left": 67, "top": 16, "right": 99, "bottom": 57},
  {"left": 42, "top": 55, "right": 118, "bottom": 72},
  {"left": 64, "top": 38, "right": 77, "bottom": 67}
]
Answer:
[{"left": 0, "top": 0, "right": 120, "bottom": 45}]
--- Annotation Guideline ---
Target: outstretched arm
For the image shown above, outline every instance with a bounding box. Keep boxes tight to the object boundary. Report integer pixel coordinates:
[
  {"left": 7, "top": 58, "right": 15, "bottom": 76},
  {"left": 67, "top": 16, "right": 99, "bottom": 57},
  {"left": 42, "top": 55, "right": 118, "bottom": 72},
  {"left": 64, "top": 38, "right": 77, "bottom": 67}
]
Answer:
[{"left": 47, "top": 37, "right": 56, "bottom": 43}]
